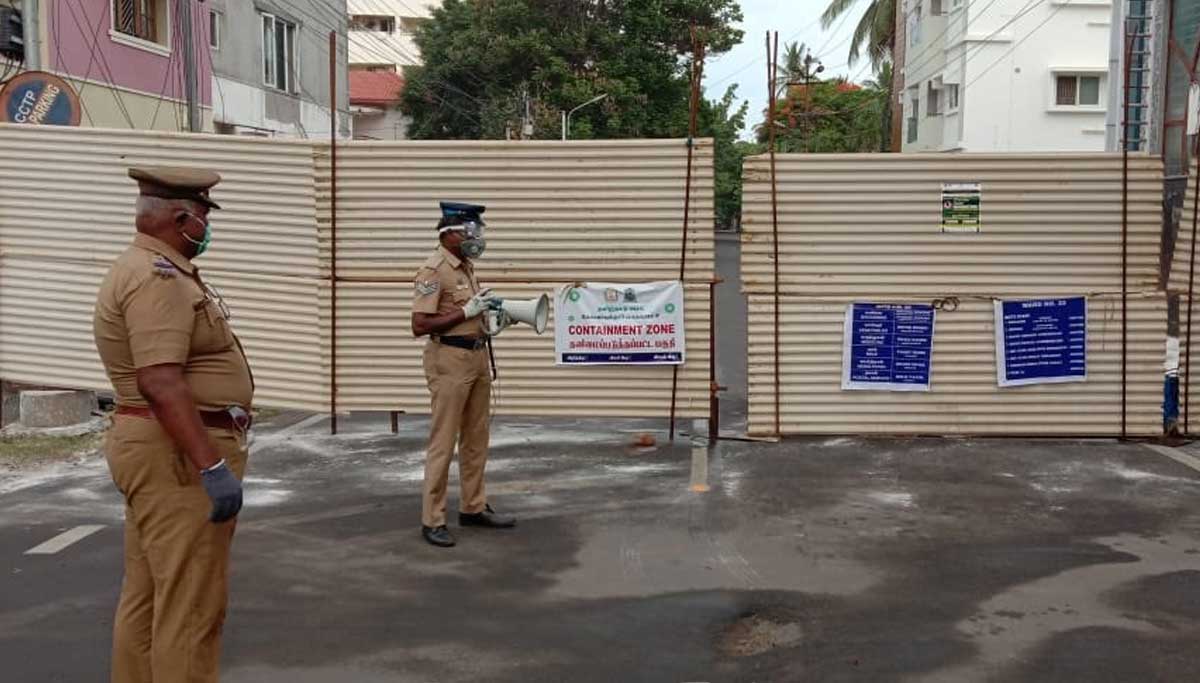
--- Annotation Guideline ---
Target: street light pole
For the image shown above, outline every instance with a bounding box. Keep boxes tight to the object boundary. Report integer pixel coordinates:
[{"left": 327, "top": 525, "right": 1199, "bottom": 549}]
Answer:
[{"left": 561, "top": 93, "right": 608, "bottom": 140}]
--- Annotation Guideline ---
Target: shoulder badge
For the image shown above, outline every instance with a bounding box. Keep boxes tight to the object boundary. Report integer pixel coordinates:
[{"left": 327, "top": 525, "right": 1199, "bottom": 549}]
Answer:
[
  {"left": 415, "top": 279, "right": 440, "bottom": 297},
  {"left": 152, "top": 255, "right": 178, "bottom": 279}
]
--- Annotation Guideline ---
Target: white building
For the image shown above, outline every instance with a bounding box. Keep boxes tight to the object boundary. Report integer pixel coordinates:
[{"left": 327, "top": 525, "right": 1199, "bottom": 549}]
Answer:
[
  {"left": 901, "top": 0, "right": 1112, "bottom": 152},
  {"left": 346, "top": 0, "right": 441, "bottom": 139}
]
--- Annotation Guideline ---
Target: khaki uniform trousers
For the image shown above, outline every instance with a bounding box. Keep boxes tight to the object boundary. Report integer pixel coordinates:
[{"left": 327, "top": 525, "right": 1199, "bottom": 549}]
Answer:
[
  {"left": 105, "top": 415, "right": 248, "bottom": 683},
  {"left": 422, "top": 340, "right": 492, "bottom": 527}
]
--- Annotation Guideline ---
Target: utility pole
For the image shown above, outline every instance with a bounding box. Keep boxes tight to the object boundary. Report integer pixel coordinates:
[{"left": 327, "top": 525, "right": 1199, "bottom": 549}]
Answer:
[
  {"left": 21, "top": 0, "right": 39, "bottom": 70},
  {"left": 178, "top": 0, "right": 200, "bottom": 132}
]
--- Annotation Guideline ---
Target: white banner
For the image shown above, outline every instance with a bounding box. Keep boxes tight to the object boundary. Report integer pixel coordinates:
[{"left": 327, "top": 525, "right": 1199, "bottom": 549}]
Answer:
[{"left": 554, "top": 281, "right": 686, "bottom": 365}]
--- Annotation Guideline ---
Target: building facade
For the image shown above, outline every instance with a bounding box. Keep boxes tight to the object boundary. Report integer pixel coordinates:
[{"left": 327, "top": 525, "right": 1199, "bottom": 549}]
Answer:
[
  {"left": 5, "top": 0, "right": 213, "bottom": 131},
  {"left": 346, "top": 0, "right": 440, "bottom": 139},
  {"left": 900, "top": 0, "right": 1112, "bottom": 152},
  {"left": 206, "top": 0, "right": 351, "bottom": 138}
]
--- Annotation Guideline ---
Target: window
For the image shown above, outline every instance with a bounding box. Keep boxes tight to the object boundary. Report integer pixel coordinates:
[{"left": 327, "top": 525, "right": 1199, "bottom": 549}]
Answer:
[
  {"left": 946, "top": 84, "right": 960, "bottom": 111},
  {"left": 909, "top": 4, "right": 923, "bottom": 46},
  {"left": 928, "top": 81, "right": 941, "bottom": 116},
  {"left": 262, "top": 14, "right": 298, "bottom": 94},
  {"left": 209, "top": 10, "right": 221, "bottom": 50},
  {"left": 932, "top": 0, "right": 944, "bottom": 15},
  {"left": 399, "top": 16, "right": 429, "bottom": 32},
  {"left": 350, "top": 15, "right": 396, "bottom": 33},
  {"left": 113, "top": 0, "right": 166, "bottom": 45},
  {"left": 1055, "top": 75, "right": 1102, "bottom": 107},
  {"left": 907, "top": 88, "right": 920, "bottom": 143}
]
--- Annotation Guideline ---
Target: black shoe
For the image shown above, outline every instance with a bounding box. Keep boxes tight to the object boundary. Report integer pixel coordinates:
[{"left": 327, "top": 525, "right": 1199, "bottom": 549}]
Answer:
[
  {"left": 459, "top": 504, "right": 516, "bottom": 529},
  {"left": 422, "top": 525, "right": 456, "bottom": 547}
]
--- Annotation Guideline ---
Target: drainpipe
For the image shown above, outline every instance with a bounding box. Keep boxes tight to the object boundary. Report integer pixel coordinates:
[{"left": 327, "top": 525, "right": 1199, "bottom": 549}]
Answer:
[{"left": 21, "top": 0, "right": 39, "bottom": 70}]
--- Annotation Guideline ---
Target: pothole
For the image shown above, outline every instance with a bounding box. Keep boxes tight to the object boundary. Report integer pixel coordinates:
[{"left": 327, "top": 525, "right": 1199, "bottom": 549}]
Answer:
[{"left": 719, "top": 612, "right": 803, "bottom": 657}]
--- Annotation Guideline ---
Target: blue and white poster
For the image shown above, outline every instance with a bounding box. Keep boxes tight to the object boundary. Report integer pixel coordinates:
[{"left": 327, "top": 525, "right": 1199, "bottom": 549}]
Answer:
[
  {"left": 841, "top": 303, "right": 935, "bottom": 392},
  {"left": 994, "top": 297, "right": 1087, "bottom": 387}
]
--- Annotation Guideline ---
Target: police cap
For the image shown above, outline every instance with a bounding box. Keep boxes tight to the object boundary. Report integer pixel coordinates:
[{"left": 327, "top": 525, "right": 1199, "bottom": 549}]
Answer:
[
  {"left": 128, "top": 166, "right": 222, "bottom": 210},
  {"left": 439, "top": 201, "right": 485, "bottom": 228}
]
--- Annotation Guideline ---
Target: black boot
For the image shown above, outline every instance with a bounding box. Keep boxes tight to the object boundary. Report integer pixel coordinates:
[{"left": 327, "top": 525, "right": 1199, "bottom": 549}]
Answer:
[
  {"left": 459, "top": 504, "right": 516, "bottom": 529},
  {"left": 422, "top": 525, "right": 456, "bottom": 547}
]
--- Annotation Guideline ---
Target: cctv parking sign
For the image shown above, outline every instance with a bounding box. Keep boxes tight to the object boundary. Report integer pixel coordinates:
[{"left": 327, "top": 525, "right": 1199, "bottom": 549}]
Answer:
[{"left": 0, "top": 71, "right": 82, "bottom": 126}]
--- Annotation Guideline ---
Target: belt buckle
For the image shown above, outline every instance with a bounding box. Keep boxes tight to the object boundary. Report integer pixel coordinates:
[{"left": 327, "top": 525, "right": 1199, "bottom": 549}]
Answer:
[{"left": 226, "top": 405, "right": 251, "bottom": 433}]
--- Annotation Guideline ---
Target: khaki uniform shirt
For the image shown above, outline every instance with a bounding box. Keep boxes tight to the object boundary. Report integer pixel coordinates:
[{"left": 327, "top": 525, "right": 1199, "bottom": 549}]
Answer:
[
  {"left": 412, "top": 246, "right": 484, "bottom": 337},
  {"left": 93, "top": 234, "right": 254, "bottom": 411}
]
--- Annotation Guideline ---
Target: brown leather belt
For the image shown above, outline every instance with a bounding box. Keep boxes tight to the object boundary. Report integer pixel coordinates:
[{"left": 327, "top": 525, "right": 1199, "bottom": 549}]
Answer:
[
  {"left": 433, "top": 335, "right": 487, "bottom": 351},
  {"left": 115, "top": 404, "right": 252, "bottom": 432}
]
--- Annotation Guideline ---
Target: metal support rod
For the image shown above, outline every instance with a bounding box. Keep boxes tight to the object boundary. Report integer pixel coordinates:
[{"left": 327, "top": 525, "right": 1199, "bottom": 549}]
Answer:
[
  {"left": 1121, "top": 27, "right": 1132, "bottom": 440},
  {"left": 390, "top": 411, "right": 399, "bottom": 434},
  {"left": 329, "top": 31, "right": 339, "bottom": 435},
  {"left": 709, "top": 279, "right": 719, "bottom": 443},
  {"left": 1185, "top": 138, "right": 1200, "bottom": 434},
  {"left": 767, "top": 31, "right": 781, "bottom": 438},
  {"left": 668, "top": 26, "right": 703, "bottom": 443}
]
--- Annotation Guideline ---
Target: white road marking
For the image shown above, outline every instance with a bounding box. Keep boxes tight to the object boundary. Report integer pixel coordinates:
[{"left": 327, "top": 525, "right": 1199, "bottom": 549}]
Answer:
[
  {"left": 250, "top": 414, "right": 328, "bottom": 453},
  {"left": 24, "top": 525, "right": 106, "bottom": 555},
  {"left": 1142, "top": 443, "right": 1200, "bottom": 475},
  {"left": 690, "top": 446, "right": 710, "bottom": 492}
]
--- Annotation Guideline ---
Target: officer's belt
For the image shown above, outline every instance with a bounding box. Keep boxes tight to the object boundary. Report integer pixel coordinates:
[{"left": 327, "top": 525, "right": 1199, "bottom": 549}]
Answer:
[
  {"left": 433, "top": 335, "right": 487, "bottom": 351},
  {"left": 115, "top": 405, "right": 252, "bottom": 432}
]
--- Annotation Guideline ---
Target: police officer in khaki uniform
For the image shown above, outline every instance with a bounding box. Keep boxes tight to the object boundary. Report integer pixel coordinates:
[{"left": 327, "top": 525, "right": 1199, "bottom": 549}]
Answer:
[
  {"left": 93, "top": 167, "right": 253, "bottom": 683},
  {"left": 411, "top": 202, "right": 516, "bottom": 548}
]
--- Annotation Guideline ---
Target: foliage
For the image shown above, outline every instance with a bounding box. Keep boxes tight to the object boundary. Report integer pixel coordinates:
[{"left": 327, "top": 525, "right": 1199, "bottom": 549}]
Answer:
[
  {"left": 756, "top": 78, "right": 889, "bottom": 154},
  {"left": 820, "top": 0, "right": 895, "bottom": 71},
  {"left": 699, "top": 85, "right": 754, "bottom": 229},
  {"left": 400, "top": 0, "right": 744, "bottom": 140}
]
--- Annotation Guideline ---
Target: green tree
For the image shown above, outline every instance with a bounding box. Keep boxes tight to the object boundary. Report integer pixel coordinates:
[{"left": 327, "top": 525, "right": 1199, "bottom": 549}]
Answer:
[
  {"left": 400, "top": 0, "right": 744, "bottom": 140},
  {"left": 820, "top": 0, "right": 895, "bottom": 71},
  {"left": 863, "top": 60, "right": 893, "bottom": 152},
  {"left": 699, "top": 85, "right": 754, "bottom": 229}
]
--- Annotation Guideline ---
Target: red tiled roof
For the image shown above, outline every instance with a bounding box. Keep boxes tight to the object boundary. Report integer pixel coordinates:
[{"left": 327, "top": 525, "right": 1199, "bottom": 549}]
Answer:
[{"left": 350, "top": 70, "right": 405, "bottom": 107}]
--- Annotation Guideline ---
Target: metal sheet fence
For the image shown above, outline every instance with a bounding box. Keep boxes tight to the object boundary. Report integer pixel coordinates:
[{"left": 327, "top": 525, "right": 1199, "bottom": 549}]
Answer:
[
  {"left": 0, "top": 126, "right": 713, "bottom": 418},
  {"left": 742, "top": 152, "right": 1167, "bottom": 437}
]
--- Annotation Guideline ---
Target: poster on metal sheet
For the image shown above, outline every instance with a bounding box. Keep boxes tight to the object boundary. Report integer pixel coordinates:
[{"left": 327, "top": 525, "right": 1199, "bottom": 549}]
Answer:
[
  {"left": 555, "top": 281, "right": 685, "bottom": 365},
  {"left": 841, "top": 303, "right": 935, "bottom": 392},
  {"left": 994, "top": 297, "right": 1087, "bottom": 387},
  {"left": 941, "top": 182, "right": 981, "bottom": 233}
]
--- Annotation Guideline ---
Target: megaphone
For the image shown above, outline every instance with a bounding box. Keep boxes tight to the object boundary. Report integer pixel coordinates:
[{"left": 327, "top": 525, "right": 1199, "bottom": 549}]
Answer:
[{"left": 484, "top": 293, "right": 550, "bottom": 336}]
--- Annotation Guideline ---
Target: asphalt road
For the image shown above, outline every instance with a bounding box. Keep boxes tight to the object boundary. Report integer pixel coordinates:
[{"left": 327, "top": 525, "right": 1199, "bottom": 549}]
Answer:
[{"left": 4, "top": 409, "right": 1200, "bottom": 682}]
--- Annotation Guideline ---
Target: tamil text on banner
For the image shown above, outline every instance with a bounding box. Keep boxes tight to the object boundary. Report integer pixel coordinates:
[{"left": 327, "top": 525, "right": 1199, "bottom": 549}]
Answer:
[
  {"left": 841, "top": 303, "right": 935, "bottom": 392},
  {"left": 555, "top": 282, "right": 686, "bottom": 365},
  {"left": 994, "top": 297, "right": 1087, "bottom": 387}
]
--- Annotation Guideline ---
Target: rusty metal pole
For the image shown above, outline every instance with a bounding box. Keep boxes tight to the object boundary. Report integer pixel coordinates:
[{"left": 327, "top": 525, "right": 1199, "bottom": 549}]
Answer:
[
  {"left": 767, "top": 31, "right": 781, "bottom": 438},
  {"left": 1185, "top": 140, "right": 1200, "bottom": 434},
  {"left": 669, "top": 27, "right": 703, "bottom": 443},
  {"left": 329, "top": 31, "right": 340, "bottom": 435},
  {"left": 1121, "top": 27, "right": 1133, "bottom": 440},
  {"left": 709, "top": 279, "right": 720, "bottom": 443}
]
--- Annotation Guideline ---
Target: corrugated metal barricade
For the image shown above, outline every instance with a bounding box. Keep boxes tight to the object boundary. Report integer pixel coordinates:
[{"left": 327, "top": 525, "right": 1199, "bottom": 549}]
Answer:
[
  {"left": 0, "top": 125, "right": 714, "bottom": 419},
  {"left": 317, "top": 139, "right": 713, "bottom": 417},
  {"left": 742, "top": 153, "right": 1166, "bottom": 437},
  {"left": 0, "top": 125, "right": 327, "bottom": 411}
]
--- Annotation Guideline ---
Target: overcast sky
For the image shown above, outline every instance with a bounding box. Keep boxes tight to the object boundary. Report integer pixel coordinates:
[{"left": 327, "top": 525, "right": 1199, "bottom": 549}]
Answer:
[{"left": 703, "top": 0, "right": 873, "bottom": 140}]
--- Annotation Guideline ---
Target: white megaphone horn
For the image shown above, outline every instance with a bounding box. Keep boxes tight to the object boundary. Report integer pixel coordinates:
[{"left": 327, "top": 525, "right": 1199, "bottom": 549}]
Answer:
[{"left": 484, "top": 293, "right": 550, "bottom": 336}]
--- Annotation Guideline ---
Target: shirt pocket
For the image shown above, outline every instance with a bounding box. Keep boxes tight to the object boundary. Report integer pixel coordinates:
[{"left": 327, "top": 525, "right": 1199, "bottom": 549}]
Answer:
[{"left": 192, "top": 298, "right": 235, "bottom": 353}]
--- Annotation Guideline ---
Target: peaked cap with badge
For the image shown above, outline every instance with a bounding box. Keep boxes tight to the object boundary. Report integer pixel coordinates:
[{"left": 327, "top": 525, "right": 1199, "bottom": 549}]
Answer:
[
  {"left": 129, "top": 166, "right": 223, "bottom": 210},
  {"left": 438, "top": 201, "right": 485, "bottom": 227}
]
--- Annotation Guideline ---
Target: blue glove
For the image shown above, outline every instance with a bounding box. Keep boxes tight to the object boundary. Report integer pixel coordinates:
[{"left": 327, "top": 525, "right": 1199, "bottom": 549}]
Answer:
[{"left": 201, "top": 460, "right": 243, "bottom": 523}]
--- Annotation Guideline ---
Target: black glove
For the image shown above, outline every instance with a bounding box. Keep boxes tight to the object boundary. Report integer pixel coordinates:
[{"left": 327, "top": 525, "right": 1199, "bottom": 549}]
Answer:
[{"left": 201, "top": 460, "right": 243, "bottom": 523}]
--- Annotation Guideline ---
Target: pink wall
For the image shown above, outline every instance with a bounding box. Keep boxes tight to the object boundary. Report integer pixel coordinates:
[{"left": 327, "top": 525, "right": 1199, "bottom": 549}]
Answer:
[{"left": 47, "top": 0, "right": 212, "bottom": 106}]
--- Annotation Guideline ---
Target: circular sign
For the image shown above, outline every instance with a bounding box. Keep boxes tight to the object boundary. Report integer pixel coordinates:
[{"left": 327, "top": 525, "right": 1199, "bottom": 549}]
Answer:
[{"left": 0, "top": 71, "right": 82, "bottom": 126}]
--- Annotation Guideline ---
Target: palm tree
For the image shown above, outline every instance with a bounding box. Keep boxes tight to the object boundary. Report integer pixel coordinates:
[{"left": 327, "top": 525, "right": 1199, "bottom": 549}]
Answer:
[
  {"left": 864, "top": 60, "right": 894, "bottom": 151},
  {"left": 820, "top": 0, "right": 895, "bottom": 71}
]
